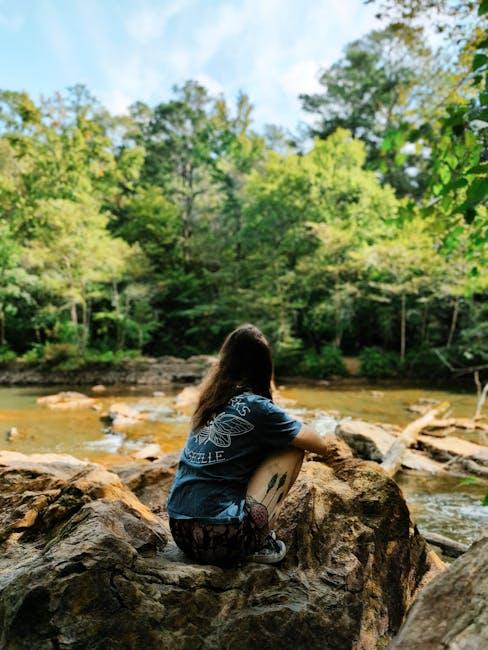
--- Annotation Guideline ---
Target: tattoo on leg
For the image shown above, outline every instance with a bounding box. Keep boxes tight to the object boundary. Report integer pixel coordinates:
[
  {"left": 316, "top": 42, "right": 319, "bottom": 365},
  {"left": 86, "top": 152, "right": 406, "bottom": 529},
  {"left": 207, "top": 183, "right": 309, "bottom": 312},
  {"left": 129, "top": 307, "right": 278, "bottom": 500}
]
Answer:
[
  {"left": 265, "top": 473, "right": 279, "bottom": 495},
  {"left": 264, "top": 471, "right": 288, "bottom": 508}
]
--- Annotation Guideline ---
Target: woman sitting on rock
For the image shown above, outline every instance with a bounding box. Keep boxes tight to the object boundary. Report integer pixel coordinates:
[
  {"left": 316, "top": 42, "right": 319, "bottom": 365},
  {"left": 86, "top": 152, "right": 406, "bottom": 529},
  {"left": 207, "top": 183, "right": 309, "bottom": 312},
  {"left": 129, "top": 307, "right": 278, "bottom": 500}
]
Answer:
[{"left": 167, "top": 323, "right": 330, "bottom": 566}]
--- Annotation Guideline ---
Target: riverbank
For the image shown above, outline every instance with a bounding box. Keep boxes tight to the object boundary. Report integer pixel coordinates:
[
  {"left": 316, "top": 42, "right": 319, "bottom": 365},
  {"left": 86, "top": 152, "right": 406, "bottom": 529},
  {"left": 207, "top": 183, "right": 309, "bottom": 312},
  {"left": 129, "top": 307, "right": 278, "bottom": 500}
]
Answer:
[
  {"left": 0, "top": 355, "right": 214, "bottom": 386},
  {"left": 0, "top": 355, "right": 477, "bottom": 393}
]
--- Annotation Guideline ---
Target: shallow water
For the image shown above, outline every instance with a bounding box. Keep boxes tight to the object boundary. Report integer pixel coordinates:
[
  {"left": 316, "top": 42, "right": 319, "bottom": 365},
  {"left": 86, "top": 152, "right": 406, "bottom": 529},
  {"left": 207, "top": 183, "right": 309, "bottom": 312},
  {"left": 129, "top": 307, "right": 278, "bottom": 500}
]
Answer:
[
  {"left": 398, "top": 473, "right": 488, "bottom": 546},
  {"left": 0, "top": 382, "right": 486, "bottom": 546}
]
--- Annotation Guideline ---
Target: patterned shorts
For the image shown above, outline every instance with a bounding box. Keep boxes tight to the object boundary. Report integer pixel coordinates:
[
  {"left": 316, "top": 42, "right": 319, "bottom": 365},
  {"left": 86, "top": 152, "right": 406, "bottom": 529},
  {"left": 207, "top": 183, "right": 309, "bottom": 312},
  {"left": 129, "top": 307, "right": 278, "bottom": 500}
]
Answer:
[{"left": 169, "top": 497, "right": 269, "bottom": 566}]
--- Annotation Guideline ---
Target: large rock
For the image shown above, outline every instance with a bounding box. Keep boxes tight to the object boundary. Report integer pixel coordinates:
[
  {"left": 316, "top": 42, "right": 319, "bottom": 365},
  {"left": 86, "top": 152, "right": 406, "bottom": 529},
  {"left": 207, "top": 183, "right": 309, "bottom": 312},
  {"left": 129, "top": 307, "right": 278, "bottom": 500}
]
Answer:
[
  {"left": 389, "top": 536, "right": 488, "bottom": 649},
  {"left": 104, "top": 401, "right": 178, "bottom": 429},
  {"left": 0, "top": 446, "right": 443, "bottom": 649},
  {"left": 417, "top": 434, "right": 488, "bottom": 466},
  {"left": 338, "top": 420, "right": 446, "bottom": 474}
]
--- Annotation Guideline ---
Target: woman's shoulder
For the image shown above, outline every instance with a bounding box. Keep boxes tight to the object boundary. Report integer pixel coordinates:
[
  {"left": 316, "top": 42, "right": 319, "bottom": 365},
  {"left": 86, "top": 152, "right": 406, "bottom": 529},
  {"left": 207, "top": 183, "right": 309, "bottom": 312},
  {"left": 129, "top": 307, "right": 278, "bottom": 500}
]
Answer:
[{"left": 227, "top": 392, "right": 274, "bottom": 418}]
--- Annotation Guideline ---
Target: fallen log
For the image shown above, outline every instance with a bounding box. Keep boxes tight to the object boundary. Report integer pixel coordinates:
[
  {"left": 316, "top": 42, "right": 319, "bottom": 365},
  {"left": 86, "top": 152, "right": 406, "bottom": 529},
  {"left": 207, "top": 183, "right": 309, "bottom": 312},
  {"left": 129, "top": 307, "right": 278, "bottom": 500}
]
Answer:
[
  {"left": 419, "top": 530, "right": 469, "bottom": 558},
  {"left": 459, "top": 458, "right": 488, "bottom": 479},
  {"left": 426, "top": 417, "right": 488, "bottom": 433},
  {"left": 381, "top": 402, "right": 450, "bottom": 478}
]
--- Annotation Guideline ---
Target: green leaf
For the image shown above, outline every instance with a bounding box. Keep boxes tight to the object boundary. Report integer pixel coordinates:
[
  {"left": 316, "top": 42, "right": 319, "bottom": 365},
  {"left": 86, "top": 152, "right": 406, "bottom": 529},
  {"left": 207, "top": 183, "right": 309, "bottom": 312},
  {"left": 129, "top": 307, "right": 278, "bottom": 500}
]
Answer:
[
  {"left": 381, "top": 130, "right": 397, "bottom": 152},
  {"left": 440, "top": 178, "right": 468, "bottom": 195},
  {"left": 472, "top": 54, "right": 488, "bottom": 71},
  {"left": 438, "top": 165, "right": 451, "bottom": 184},
  {"left": 466, "top": 178, "right": 488, "bottom": 205},
  {"left": 479, "top": 0, "right": 488, "bottom": 16},
  {"left": 465, "top": 207, "right": 477, "bottom": 224},
  {"left": 482, "top": 492, "right": 488, "bottom": 507},
  {"left": 475, "top": 108, "right": 488, "bottom": 122},
  {"left": 467, "top": 163, "right": 488, "bottom": 175},
  {"left": 458, "top": 476, "right": 479, "bottom": 486},
  {"left": 394, "top": 152, "right": 407, "bottom": 166}
]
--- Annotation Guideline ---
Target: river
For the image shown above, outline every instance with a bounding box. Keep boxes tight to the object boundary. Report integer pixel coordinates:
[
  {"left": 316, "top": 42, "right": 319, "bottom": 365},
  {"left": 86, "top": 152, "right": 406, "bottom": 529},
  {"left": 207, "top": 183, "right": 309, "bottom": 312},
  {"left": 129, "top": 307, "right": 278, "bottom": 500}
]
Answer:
[{"left": 1, "top": 382, "right": 486, "bottom": 547}]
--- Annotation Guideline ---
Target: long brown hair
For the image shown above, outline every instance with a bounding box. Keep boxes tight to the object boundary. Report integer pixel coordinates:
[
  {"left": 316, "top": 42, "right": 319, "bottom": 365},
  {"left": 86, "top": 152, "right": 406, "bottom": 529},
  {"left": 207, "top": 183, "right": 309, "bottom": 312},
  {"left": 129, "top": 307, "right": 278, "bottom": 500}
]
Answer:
[{"left": 191, "top": 324, "right": 273, "bottom": 430}]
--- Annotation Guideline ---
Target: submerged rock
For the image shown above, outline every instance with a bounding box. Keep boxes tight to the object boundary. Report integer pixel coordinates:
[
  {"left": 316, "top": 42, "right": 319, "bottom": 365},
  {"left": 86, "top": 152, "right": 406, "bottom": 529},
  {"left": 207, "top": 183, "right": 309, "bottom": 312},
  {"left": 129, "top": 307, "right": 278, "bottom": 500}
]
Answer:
[
  {"left": 407, "top": 398, "right": 441, "bottom": 415},
  {"left": 37, "top": 391, "right": 96, "bottom": 409},
  {"left": 132, "top": 443, "right": 163, "bottom": 461},
  {"left": 105, "top": 401, "right": 177, "bottom": 428},
  {"left": 4, "top": 427, "right": 19, "bottom": 442},
  {"left": 0, "top": 446, "right": 443, "bottom": 649},
  {"left": 90, "top": 384, "right": 107, "bottom": 392},
  {"left": 174, "top": 384, "right": 200, "bottom": 412},
  {"left": 389, "top": 536, "right": 488, "bottom": 649},
  {"left": 106, "top": 401, "right": 147, "bottom": 427}
]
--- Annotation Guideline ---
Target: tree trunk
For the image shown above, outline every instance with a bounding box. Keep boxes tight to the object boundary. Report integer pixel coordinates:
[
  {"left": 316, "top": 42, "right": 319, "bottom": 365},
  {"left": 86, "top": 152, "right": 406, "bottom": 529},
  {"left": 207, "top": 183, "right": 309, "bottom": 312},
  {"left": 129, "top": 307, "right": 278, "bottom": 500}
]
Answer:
[
  {"left": 70, "top": 302, "right": 78, "bottom": 327},
  {"left": 334, "top": 298, "right": 343, "bottom": 347},
  {"left": 421, "top": 301, "right": 429, "bottom": 345},
  {"left": 112, "top": 282, "right": 123, "bottom": 351},
  {"left": 0, "top": 311, "right": 5, "bottom": 346},
  {"left": 381, "top": 401, "right": 450, "bottom": 478},
  {"left": 447, "top": 297, "right": 460, "bottom": 347},
  {"left": 81, "top": 300, "right": 90, "bottom": 352},
  {"left": 70, "top": 302, "right": 79, "bottom": 346},
  {"left": 400, "top": 293, "right": 406, "bottom": 360},
  {"left": 474, "top": 370, "right": 488, "bottom": 420}
]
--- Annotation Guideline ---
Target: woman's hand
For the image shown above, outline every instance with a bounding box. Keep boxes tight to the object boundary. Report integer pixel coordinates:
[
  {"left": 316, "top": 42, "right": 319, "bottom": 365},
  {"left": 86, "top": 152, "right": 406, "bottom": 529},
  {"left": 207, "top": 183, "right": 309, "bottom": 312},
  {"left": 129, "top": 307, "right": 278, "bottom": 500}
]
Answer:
[{"left": 291, "top": 424, "right": 335, "bottom": 456}]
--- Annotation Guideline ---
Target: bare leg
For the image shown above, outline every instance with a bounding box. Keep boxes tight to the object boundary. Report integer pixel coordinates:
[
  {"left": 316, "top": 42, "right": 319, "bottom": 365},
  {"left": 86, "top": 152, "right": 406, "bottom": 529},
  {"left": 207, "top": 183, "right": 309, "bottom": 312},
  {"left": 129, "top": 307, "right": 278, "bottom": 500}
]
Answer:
[{"left": 246, "top": 447, "right": 304, "bottom": 528}]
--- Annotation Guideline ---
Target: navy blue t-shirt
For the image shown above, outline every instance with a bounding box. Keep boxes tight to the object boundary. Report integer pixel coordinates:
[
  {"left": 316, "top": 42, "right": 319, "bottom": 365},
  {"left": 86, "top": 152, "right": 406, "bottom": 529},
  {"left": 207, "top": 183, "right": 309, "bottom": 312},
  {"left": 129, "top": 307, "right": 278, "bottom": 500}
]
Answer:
[{"left": 166, "top": 391, "right": 303, "bottom": 524}]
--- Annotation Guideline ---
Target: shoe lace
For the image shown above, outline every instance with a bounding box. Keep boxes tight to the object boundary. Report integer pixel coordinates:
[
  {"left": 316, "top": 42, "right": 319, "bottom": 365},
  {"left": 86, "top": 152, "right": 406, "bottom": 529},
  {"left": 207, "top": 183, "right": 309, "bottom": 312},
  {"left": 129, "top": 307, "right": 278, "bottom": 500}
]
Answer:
[{"left": 265, "top": 533, "right": 281, "bottom": 553}]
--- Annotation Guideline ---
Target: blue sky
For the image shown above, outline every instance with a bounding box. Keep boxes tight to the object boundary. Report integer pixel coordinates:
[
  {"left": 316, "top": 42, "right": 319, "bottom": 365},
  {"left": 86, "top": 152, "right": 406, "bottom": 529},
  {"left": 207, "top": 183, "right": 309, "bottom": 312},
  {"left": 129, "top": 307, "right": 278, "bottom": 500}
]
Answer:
[{"left": 0, "top": 0, "right": 380, "bottom": 130}]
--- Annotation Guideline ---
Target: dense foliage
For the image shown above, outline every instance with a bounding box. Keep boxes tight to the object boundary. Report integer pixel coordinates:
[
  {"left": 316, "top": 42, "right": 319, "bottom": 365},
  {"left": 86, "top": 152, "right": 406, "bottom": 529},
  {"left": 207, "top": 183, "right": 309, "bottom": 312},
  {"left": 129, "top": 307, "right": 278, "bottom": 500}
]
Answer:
[{"left": 0, "top": 1, "right": 486, "bottom": 379}]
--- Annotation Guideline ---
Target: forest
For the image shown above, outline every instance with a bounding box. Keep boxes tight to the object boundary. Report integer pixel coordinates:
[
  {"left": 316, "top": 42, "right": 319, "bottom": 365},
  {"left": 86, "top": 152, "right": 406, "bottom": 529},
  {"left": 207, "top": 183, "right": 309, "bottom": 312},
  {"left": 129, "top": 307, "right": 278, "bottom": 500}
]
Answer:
[{"left": 0, "top": 0, "right": 486, "bottom": 381}]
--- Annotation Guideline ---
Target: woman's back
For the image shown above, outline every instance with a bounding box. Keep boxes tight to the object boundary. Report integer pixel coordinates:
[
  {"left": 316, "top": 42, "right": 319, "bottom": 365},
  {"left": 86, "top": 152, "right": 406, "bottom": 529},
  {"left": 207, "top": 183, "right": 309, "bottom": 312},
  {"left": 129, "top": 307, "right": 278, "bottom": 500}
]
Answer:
[{"left": 167, "top": 391, "right": 302, "bottom": 523}]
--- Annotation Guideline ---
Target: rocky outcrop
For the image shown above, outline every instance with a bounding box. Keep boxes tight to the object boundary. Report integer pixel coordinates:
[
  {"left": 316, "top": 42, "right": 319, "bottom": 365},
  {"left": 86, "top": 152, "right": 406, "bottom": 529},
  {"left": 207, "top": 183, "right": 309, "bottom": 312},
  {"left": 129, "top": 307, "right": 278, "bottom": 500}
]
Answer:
[
  {"left": 338, "top": 420, "right": 447, "bottom": 474},
  {"left": 0, "top": 445, "right": 443, "bottom": 650},
  {"left": 0, "top": 354, "right": 215, "bottom": 386},
  {"left": 389, "top": 536, "right": 488, "bottom": 650}
]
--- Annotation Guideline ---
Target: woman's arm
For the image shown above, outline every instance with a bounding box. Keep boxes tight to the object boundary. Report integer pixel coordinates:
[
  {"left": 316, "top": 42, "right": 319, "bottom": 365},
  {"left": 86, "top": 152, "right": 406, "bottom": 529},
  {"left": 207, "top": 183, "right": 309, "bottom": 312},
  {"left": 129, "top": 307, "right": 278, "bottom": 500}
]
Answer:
[{"left": 291, "top": 424, "right": 335, "bottom": 456}]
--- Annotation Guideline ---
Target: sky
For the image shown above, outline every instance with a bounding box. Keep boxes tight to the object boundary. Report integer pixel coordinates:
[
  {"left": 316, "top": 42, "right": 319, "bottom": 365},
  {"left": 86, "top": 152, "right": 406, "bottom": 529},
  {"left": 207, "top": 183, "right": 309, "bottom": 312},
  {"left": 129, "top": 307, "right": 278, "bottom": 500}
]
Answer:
[{"left": 0, "top": 0, "right": 381, "bottom": 131}]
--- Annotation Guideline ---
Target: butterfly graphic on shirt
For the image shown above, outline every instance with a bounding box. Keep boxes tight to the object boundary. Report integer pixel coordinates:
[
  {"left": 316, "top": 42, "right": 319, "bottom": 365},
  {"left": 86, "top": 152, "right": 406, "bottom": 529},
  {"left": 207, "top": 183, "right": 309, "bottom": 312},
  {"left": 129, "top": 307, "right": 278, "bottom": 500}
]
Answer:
[{"left": 193, "top": 412, "right": 254, "bottom": 448}]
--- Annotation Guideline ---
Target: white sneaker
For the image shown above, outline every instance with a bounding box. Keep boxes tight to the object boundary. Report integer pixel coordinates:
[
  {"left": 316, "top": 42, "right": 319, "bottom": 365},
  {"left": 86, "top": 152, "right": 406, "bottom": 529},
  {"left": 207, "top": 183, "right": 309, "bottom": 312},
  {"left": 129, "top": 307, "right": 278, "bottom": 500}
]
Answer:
[{"left": 246, "top": 532, "right": 287, "bottom": 564}]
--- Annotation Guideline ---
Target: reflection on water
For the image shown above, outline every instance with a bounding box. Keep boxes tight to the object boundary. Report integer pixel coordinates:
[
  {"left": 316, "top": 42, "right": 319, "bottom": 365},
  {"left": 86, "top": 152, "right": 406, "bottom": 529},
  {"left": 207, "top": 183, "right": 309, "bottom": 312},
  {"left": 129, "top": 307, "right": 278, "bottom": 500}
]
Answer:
[{"left": 0, "top": 382, "right": 486, "bottom": 544}]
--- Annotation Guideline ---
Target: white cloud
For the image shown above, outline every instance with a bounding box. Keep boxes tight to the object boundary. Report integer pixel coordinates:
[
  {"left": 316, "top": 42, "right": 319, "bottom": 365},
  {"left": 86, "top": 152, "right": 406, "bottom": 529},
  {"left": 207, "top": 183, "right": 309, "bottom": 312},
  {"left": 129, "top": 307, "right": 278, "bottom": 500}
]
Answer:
[
  {"left": 100, "top": 54, "right": 164, "bottom": 113},
  {"left": 194, "top": 73, "right": 223, "bottom": 96},
  {"left": 280, "top": 60, "right": 323, "bottom": 97},
  {"left": 124, "top": 0, "right": 192, "bottom": 43},
  {"left": 102, "top": 88, "right": 133, "bottom": 115},
  {"left": 33, "top": 0, "right": 382, "bottom": 129}
]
